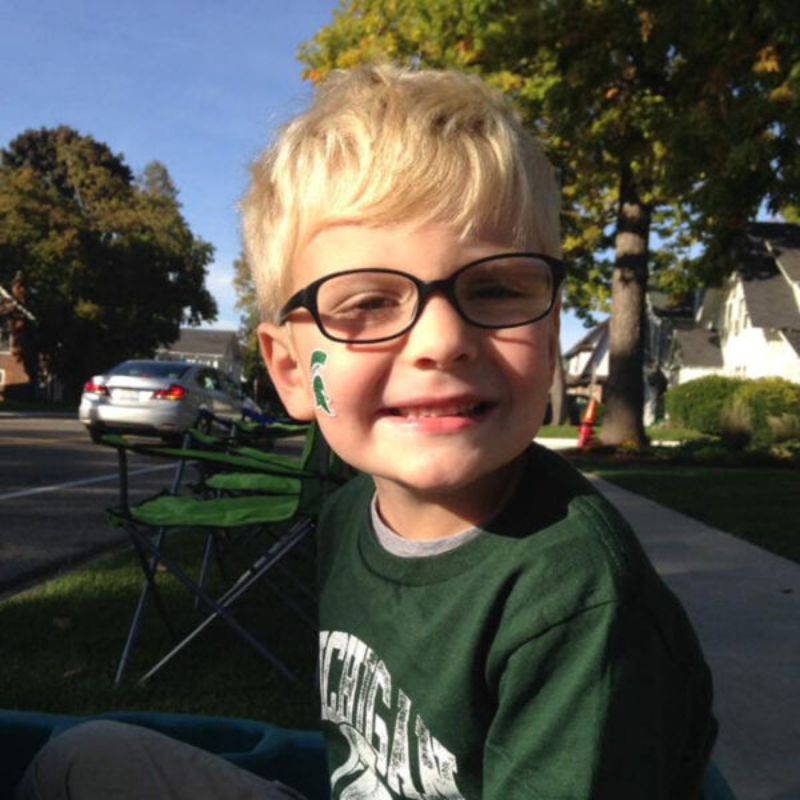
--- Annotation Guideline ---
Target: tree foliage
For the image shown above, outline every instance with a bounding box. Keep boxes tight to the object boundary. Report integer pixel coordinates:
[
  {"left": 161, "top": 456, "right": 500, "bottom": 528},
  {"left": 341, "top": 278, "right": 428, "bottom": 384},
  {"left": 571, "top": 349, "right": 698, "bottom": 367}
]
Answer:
[
  {"left": 299, "top": 0, "right": 800, "bottom": 443},
  {"left": 233, "top": 253, "right": 284, "bottom": 414},
  {"left": 0, "top": 126, "right": 217, "bottom": 399}
]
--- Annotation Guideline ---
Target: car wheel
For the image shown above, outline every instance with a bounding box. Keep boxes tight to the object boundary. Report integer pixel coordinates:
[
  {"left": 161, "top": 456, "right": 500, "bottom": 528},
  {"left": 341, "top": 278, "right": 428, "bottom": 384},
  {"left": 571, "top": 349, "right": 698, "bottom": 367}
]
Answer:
[{"left": 88, "top": 427, "right": 104, "bottom": 444}]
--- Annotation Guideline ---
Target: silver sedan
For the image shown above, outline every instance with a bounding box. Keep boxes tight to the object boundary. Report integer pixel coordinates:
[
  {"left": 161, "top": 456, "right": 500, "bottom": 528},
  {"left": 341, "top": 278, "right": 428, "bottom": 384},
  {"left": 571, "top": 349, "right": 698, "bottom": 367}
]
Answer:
[{"left": 78, "top": 359, "right": 256, "bottom": 443}]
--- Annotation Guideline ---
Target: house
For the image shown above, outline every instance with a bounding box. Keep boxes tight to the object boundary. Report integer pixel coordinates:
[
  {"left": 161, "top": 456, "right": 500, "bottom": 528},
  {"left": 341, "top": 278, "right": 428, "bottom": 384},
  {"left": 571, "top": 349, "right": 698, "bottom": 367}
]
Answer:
[
  {"left": 670, "top": 222, "right": 800, "bottom": 384},
  {"left": 563, "top": 295, "right": 685, "bottom": 425},
  {"left": 562, "top": 221, "right": 800, "bottom": 424},
  {"left": 564, "top": 320, "right": 608, "bottom": 398},
  {"left": 0, "top": 278, "right": 36, "bottom": 401},
  {"left": 156, "top": 328, "right": 244, "bottom": 382}
]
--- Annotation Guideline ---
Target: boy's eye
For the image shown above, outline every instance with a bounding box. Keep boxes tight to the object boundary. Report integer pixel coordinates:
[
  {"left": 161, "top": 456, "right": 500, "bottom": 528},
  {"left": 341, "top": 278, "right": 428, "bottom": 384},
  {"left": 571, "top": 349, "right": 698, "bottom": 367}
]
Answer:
[
  {"left": 467, "top": 282, "right": 529, "bottom": 301},
  {"left": 320, "top": 272, "right": 416, "bottom": 320},
  {"left": 334, "top": 292, "right": 403, "bottom": 316}
]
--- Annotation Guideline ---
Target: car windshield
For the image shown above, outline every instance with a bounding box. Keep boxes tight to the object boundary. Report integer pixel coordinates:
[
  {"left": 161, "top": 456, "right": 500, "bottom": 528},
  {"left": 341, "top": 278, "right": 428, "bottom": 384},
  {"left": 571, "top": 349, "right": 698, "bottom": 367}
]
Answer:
[{"left": 109, "top": 361, "right": 190, "bottom": 380}]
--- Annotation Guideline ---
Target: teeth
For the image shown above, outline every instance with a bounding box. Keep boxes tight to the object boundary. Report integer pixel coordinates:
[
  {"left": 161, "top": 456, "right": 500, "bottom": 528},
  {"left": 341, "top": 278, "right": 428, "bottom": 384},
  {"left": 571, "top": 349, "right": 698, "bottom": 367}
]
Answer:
[{"left": 394, "top": 402, "right": 483, "bottom": 418}]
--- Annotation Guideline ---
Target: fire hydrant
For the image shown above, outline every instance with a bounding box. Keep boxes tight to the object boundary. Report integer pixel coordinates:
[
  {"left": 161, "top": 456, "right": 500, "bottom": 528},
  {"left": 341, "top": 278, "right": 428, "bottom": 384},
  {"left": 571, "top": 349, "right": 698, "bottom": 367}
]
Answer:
[{"left": 578, "top": 397, "right": 599, "bottom": 449}]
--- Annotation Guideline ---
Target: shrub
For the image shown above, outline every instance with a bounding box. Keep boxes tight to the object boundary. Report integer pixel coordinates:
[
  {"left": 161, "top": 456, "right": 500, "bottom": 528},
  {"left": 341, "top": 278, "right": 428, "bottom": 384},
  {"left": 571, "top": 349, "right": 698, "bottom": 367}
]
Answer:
[
  {"left": 767, "top": 413, "right": 800, "bottom": 443},
  {"left": 769, "top": 440, "right": 800, "bottom": 463},
  {"left": 728, "top": 378, "right": 800, "bottom": 447},
  {"left": 665, "top": 376, "right": 746, "bottom": 435},
  {"left": 719, "top": 398, "right": 752, "bottom": 450}
]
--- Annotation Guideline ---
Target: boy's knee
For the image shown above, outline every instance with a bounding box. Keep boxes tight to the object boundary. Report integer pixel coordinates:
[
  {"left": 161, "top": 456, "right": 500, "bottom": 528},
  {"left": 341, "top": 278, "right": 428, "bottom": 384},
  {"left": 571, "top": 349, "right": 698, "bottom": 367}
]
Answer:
[
  {"left": 44, "top": 719, "right": 136, "bottom": 765},
  {"left": 17, "top": 720, "right": 146, "bottom": 800}
]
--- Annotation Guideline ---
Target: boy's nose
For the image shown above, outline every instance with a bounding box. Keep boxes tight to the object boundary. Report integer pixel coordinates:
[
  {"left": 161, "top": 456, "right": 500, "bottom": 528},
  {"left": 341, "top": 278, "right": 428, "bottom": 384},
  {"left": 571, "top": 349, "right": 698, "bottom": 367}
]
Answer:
[{"left": 401, "top": 294, "right": 479, "bottom": 368}]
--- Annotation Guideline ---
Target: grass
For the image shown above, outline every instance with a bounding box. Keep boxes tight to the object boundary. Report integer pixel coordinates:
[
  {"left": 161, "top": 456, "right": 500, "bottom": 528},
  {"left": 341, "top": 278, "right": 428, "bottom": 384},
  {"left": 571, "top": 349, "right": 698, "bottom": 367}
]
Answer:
[
  {"left": 537, "top": 424, "right": 582, "bottom": 438},
  {"left": 537, "top": 422, "right": 708, "bottom": 442},
  {"left": 0, "top": 529, "right": 319, "bottom": 727},
  {"left": 576, "top": 462, "right": 800, "bottom": 563}
]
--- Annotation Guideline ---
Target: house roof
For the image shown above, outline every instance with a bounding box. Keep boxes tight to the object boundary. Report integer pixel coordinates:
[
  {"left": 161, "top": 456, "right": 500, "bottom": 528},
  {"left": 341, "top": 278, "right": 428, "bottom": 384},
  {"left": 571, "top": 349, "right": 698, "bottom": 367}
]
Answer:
[
  {"left": 164, "top": 328, "right": 240, "bottom": 357},
  {"left": 738, "top": 225, "right": 800, "bottom": 331},
  {"left": 672, "top": 328, "right": 724, "bottom": 368},
  {"left": 749, "top": 222, "right": 800, "bottom": 283},
  {"left": 563, "top": 319, "right": 608, "bottom": 358}
]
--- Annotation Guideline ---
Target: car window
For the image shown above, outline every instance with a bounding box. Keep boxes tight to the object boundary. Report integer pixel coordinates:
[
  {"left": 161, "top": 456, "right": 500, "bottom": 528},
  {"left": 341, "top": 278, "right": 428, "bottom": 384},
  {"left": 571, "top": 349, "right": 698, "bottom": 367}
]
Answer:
[
  {"left": 220, "top": 374, "right": 239, "bottom": 396},
  {"left": 196, "top": 369, "right": 220, "bottom": 391},
  {"left": 110, "top": 361, "right": 189, "bottom": 379}
]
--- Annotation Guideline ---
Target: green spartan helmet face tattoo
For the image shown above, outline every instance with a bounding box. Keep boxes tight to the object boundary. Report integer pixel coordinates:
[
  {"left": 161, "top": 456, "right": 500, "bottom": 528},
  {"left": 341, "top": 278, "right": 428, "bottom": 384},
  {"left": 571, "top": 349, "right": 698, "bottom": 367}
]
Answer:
[{"left": 311, "top": 349, "right": 335, "bottom": 416}]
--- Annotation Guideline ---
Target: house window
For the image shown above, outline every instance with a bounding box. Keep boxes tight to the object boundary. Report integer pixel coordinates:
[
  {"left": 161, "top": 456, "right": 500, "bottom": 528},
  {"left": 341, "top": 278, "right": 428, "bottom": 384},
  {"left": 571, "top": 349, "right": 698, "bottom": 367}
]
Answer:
[{"left": 0, "top": 320, "right": 12, "bottom": 353}]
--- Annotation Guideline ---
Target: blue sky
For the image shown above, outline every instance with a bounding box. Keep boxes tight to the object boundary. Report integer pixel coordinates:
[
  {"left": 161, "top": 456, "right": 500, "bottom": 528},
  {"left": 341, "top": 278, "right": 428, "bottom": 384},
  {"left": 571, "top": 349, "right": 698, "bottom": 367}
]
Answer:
[{"left": 1, "top": 0, "right": 592, "bottom": 350}]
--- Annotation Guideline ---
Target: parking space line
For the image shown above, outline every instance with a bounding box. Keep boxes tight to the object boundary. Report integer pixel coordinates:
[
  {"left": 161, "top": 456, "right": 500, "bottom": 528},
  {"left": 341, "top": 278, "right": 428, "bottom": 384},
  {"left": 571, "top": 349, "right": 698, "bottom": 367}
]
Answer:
[{"left": 0, "top": 465, "right": 176, "bottom": 502}]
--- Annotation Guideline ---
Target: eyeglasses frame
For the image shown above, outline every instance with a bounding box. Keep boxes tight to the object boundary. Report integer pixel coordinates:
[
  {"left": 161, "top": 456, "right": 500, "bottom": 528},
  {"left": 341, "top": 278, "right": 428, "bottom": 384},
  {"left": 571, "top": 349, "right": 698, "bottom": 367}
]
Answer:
[{"left": 277, "top": 251, "right": 566, "bottom": 344}]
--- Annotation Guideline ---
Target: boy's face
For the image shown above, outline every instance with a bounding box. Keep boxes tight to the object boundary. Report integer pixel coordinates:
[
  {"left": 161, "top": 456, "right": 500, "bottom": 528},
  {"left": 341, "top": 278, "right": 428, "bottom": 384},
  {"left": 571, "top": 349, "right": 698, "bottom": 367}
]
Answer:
[{"left": 259, "top": 222, "right": 559, "bottom": 528}]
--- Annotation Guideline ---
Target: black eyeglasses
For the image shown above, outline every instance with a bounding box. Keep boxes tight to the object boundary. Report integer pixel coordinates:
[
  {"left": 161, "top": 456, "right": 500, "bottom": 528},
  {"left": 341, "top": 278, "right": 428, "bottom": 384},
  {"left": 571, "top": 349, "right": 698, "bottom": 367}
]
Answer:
[{"left": 278, "top": 252, "right": 565, "bottom": 344}]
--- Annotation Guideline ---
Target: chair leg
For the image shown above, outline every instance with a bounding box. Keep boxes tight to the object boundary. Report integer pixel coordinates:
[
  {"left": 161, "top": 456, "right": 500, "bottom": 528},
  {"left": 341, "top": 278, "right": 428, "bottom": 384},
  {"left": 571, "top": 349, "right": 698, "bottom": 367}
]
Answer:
[
  {"left": 129, "top": 521, "right": 314, "bottom": 684},
  {"left": 115, "top": 528, "right": 177, "bottom": 685},
  {"left": 114, "top": 434, "right": 194, "bottom": 682},
  {"left": 195, "top": 533, "right": 217, "bottom": 611}
]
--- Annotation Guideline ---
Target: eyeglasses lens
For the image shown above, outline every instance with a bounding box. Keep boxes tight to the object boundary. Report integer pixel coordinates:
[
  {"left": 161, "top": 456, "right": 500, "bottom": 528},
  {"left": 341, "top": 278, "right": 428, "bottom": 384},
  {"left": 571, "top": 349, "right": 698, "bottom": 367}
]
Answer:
[
  {"left": 456, "top": 256, "right": 553, "bottom": 328},
  {"left": 316, "top": 256, "right": 553, "bottom": 342},
  {"left": 317, "top": 272, "right": 417, "bottom": 341}
]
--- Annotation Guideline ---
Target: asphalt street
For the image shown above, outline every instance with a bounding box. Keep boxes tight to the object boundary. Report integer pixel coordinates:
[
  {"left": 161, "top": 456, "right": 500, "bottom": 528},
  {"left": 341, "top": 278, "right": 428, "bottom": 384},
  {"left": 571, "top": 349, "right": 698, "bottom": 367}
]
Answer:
[{"left": 0, "top": 415, "right": 176, "bottom": 597}]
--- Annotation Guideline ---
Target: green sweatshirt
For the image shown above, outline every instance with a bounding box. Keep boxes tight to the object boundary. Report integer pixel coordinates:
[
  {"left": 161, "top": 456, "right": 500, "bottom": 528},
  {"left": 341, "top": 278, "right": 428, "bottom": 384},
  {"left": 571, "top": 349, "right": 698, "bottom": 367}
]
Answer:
[{"left": 316, "top": 445, "right": 716, "bottom": 799}]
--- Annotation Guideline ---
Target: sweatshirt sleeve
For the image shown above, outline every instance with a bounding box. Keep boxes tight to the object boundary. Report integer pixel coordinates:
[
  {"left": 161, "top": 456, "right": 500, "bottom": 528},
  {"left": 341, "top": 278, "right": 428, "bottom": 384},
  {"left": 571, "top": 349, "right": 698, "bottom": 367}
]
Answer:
[{"left": 482, "top": 600, "right": 715, "bottom": 800}]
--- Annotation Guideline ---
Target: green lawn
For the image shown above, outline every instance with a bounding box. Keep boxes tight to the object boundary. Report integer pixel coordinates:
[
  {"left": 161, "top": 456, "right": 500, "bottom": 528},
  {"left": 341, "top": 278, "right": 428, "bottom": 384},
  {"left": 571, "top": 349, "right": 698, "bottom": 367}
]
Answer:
[
  {"left": 0, "top": 531, "right": 319, "bottom": 726},
  {"left": 537, "top": 423, "right": 707, "bottom": 442},
  {"left": 583, "top": 464, "right": 800, "bottom": 563}
]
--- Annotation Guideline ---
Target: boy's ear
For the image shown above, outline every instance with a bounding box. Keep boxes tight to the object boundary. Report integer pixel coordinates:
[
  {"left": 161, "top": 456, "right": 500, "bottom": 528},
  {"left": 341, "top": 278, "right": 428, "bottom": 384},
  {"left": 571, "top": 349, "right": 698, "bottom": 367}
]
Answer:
[{"left": 257, "top": 322, "right": 315, "bottom": 421}]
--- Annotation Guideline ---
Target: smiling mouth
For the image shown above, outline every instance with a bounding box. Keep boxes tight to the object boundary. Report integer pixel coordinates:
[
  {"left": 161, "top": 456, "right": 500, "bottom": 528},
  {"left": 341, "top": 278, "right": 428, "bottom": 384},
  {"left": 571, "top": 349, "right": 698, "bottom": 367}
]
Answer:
[{"left": 382, "top": 400, "right": 494, "bottom": 419}]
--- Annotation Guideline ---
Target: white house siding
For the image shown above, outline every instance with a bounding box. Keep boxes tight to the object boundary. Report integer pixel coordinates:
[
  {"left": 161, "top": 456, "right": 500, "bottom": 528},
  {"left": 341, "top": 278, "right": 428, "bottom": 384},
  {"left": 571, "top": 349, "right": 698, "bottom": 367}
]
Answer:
[
  {"left": 564, "top": 333, "right": 609, "bottom": 385},
  {"left": 722, "top": 326, "right": 763, "bottom": 377},
  {"left": 677, "top": 365, "right": 725, "bottom": 384},
  {"left": 721, "top": 327, "right": 797, "bottom": 381},
  {"left": 775, "top": 335, "right": 800, "bottom": 383},
  {"left": 719, "top": 279, "right": 747, "bottom": 337},
  {"left": 566, "top": 350, "right": 592, "bottom": 378},
  {"left": 592, "top": 339, "right": 610, "bottom": 379}
]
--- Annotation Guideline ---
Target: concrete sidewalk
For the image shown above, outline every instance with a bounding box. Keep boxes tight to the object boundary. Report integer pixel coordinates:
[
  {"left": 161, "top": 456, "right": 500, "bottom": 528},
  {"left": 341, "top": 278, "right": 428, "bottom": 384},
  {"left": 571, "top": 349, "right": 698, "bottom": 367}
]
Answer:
[{"left": 591, "top": 477, "right": 799, "bottom": 800}]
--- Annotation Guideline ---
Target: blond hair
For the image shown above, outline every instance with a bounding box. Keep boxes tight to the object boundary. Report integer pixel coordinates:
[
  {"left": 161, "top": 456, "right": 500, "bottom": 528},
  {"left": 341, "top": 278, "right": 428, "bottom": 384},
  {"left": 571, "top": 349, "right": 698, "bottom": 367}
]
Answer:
[{"left": 241, "top": 64, "right": 561, "bottom": 322}]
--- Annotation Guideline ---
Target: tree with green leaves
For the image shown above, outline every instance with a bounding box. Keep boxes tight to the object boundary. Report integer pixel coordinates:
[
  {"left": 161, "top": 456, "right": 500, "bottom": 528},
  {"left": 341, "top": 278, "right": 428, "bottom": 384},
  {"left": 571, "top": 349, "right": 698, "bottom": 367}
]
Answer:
[
  {"left": 0, "top": 126, "right": 217, "bottom": 400},
  {"left": 299, "top": 0, "right": 800, "bottom": 444},
  {"left": 233, "top": 252, "right": 285, "bottom": 414}
]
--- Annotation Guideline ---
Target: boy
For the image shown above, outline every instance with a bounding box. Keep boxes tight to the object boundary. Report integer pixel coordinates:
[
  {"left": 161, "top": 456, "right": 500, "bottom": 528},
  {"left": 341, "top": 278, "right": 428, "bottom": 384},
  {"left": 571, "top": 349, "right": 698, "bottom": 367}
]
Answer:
[
  {"left": 245, "top": 64, "right": 717, "bottom": 798},
  {"left": 18, "top": 64, "right": 716, "bottom": 799}
]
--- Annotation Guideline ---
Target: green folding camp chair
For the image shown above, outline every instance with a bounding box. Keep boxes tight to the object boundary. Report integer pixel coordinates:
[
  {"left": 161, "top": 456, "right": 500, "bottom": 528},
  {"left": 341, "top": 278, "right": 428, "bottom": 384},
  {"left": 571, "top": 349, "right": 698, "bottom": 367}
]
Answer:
[
  {"left": 106, "top": 423, "right": 339, "bottom": 684},
  {"left": 192, "top": 408, "right": 310, "bottom": 454}
]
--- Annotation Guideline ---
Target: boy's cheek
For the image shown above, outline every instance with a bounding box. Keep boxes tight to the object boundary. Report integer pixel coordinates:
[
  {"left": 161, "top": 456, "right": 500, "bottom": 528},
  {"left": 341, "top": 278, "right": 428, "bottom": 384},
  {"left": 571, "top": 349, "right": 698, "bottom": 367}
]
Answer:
[{"left": 308, "top": 348, "right": 338, "bottom": 418}]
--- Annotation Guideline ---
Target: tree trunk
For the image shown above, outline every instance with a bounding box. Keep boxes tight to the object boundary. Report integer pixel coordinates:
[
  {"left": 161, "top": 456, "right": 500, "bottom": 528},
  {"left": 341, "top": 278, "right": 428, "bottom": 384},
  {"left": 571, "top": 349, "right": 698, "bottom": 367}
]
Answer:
[
  {"left": 548, "top": 336, "right": 568, "bottom": 425},
  {"left": 601, "top": 164, "right": 650, "bottom": 447}
]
